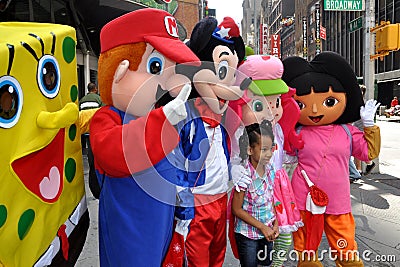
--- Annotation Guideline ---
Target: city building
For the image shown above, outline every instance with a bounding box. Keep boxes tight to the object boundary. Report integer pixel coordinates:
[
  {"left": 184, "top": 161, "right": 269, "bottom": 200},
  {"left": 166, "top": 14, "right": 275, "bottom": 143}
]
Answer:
[
  {"left": 242, "top": 0, "right": 400, "bottom": 107},
  {"left": 309, "top": 1, "right": 400, "bottom": 108},
  {"left": 0, "top": 0, "right": 200, "bottom": 99},
  {"left": 265, "top": 0, "right": 295, "bottom": 58},
  {"left": 279, "top": 0, "right": 296, "bottom": 59},
  {"left": 242, "top": 0, "right": 295, "bottom": 57},
  {"left": 242, "top": 0, "right": 263, "bottom": 52},
  {"left": 294, "top": 0, "right": 321, "bottom": 59}
]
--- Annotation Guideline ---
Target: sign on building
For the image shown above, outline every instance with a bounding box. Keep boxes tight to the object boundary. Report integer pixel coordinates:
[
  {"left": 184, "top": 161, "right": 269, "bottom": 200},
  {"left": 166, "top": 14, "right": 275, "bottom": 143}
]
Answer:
[
  {"left": 259, "top": 24, "right": 264, "bottom": 54},
  {"left": 271, "top": 34, "right": 281, "bottom": 58},
  {"left": 303, "top": 16, "right": 307, "bottom": 59},
  {"left": 320, "top": 25, "right": 326, "bottom": 40},
  {"left": 315, "top": 3, "right": 321, "bottom": 54},
  {"left": 262, "top": 24, "right": 269, "bottom": 54},
  {"left": 324, "top": 0, "right": 365, "bottom": 11}
]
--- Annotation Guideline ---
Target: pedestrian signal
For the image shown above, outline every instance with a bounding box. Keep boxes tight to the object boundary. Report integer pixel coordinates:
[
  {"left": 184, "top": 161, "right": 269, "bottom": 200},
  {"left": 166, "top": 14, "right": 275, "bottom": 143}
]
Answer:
[{"left": 374, "top": 22, "right": 400, "bottom": 52}]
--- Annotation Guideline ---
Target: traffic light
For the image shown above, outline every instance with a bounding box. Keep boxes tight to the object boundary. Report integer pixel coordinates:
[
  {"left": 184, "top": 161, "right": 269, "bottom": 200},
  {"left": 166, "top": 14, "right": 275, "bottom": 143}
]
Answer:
[
  {"left": 374, "top": 22, "right": 400, "bottom": 53},
  {"left": 205, "top": 0, "right": 209, "bottom": 17}
]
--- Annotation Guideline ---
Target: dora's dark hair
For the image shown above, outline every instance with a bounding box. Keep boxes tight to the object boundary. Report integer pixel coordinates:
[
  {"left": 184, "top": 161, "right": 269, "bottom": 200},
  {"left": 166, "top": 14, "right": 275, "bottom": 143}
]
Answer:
[
  {"left": 239, "top": 120, "right": 274, "bottom": 163},
  {"left": 282, "top": 52, "right": 364, "bottom": 124}
]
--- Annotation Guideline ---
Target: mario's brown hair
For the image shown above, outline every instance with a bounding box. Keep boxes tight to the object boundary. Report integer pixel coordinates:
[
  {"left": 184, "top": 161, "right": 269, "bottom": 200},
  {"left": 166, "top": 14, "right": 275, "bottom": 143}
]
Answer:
[{"left": 98, "top": 42, "right": 147, "bottom": 105}]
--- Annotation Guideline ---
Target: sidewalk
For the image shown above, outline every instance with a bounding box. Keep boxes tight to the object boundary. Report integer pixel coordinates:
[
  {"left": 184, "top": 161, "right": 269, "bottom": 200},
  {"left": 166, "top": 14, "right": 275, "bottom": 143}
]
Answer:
[
  {"left": 376, "top": 115, "right": 400, "bottom": 123},
  {"left": 76, "top": 121, "right": 400, "bottom": 267}
]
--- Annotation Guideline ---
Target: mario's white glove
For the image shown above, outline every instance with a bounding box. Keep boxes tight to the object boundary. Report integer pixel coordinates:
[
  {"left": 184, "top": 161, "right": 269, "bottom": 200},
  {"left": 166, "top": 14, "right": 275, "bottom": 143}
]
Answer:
[
  {"left": 360, "top": 99, "right": 380, "bottom": 127},
  {"left": 231, "top": 164, "right": 252, "bottom": 192},
  {"left": 175, "top": 218, "right": 191, "bottom": 241},
  {"left": 163, "top": 83, "right": 191, "bottom": 125}
]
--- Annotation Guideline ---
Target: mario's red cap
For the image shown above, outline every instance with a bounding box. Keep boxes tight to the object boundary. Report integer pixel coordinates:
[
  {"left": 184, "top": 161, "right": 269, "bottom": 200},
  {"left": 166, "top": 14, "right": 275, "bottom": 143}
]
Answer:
[{"left": 100, "top": 8, "right": 199, "bottom": 64}]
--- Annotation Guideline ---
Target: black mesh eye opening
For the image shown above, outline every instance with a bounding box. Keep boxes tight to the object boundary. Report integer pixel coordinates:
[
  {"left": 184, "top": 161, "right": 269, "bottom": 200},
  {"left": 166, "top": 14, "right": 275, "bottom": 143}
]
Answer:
[{"left": 0, "top": 82, "right": 19, "bottom": 121}]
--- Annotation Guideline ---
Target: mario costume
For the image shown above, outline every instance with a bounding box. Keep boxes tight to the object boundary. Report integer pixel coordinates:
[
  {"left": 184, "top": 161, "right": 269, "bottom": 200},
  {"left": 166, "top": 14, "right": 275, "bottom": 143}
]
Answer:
[
  {"left": 176, "top": 16, "right": 249, "bottom": 267},
  {"left": 90, "top": 9, "right": 199, "bottom": 267},
  {"left": 282, "top": 52, "right": 381, "bottom": 267}
]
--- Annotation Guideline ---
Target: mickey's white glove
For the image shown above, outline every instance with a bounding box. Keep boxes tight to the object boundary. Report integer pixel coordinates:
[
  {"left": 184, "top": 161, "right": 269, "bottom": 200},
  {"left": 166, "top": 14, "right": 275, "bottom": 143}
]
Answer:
[
  {"left": 360, "top": 99, "right": 380, "bottom": 127},
  {"left": 175, "top": 218, "right": 191, "bottom": 241},
  {"left": 163, "top": 83, "right": 191, "bottom": 125},
  {"left": 231, "top": 164, "right": 252, "bottom": 192}
]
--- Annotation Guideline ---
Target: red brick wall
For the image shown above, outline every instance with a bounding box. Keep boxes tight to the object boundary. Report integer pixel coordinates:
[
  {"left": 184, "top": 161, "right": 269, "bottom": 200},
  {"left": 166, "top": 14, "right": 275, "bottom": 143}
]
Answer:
[{"left": 174, "top": 0, "right": 199, "bottom": 39}]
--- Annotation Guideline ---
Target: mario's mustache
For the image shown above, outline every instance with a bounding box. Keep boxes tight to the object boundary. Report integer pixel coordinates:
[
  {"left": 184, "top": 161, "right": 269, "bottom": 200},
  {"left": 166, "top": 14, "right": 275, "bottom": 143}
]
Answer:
[{"left": 155, "top": 84, "right": 173, "bottom": 108}]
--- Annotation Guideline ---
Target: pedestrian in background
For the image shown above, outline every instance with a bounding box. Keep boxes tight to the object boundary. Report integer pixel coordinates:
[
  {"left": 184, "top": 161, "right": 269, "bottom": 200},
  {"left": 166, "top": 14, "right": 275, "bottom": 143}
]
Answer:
[
  {"left": 79, "top": 82, "right": 104, "bottom": 199},
  {"left": 391, "top": 96, "right": 398, "bottom": 107},
  {"left": 79, "top": 82, "right": 104, "bottom": 110}
]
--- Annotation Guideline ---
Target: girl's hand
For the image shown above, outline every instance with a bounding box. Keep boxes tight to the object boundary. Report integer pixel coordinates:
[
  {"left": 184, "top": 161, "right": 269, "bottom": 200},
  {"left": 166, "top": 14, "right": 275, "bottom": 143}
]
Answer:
[
  {"left": 273, "top": 223, "right": 280, "bottom": 239},
  {"left": 260, "top": 225, "right": 276, "bottom": 241}
]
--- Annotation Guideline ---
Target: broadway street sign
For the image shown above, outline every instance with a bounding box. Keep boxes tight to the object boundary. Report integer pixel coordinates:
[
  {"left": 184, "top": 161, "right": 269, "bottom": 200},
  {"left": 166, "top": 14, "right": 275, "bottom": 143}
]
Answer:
[{"left": 324, "top": 0, "right": 365, "bottom": 11}]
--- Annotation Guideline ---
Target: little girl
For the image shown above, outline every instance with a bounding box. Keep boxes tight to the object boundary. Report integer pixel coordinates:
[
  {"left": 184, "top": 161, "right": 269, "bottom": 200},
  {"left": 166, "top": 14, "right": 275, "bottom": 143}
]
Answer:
[
  {"left": 227, "top": 55, "right": 303, "bottom": 267},
  {"left": 232, "top": 121, "right": 279, "bottom": 267}
]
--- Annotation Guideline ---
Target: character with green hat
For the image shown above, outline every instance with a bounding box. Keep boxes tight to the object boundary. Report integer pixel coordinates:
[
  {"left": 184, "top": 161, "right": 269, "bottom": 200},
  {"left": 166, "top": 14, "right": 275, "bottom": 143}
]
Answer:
[{"left": 226, "top": 55, "right": 304, "bottom": 266}]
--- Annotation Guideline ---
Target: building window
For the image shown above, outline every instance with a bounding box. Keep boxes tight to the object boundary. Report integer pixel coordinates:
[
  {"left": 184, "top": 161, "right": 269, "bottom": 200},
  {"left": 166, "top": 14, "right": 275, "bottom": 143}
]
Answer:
[
  {"left": 53, "top": 0, "right": 72, "bottom": 26},
  {"left": 32, "top": 0, "right": 51, "bottom": 22},
  {"left": 0, "top": 0, "right": 31, "bottom": 22}
]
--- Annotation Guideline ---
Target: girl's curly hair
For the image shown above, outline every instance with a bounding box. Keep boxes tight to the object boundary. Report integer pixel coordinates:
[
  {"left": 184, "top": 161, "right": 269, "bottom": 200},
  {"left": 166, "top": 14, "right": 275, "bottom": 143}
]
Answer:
[{"left": 238, "top": 120, "right": 274, "bottom": 163}]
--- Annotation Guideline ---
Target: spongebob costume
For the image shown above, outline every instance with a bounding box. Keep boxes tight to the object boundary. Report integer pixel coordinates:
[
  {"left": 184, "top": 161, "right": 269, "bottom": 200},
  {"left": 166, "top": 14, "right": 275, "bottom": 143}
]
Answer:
[{"left": 0, "top": 23, "right": 89, "bottom": 266}]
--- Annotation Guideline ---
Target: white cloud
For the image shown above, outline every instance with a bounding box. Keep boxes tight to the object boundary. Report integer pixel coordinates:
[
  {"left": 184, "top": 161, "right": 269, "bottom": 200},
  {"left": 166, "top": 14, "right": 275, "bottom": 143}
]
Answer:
[{"left": 207, "top": 0, "right": 243, "bottom": 24}]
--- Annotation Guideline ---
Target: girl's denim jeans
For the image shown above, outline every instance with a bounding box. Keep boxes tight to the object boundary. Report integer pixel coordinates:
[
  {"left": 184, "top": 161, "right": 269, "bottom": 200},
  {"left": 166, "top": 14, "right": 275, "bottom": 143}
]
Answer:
[{"left": 235, "top": 233, "right": 273, "bottom": 267}]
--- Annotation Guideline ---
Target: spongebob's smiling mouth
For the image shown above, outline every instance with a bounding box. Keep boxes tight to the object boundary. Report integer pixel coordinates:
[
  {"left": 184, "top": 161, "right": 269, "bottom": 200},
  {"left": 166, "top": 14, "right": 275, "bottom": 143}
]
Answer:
[{"left": 11, "top": 129, "right": 65, "bottom": 203}]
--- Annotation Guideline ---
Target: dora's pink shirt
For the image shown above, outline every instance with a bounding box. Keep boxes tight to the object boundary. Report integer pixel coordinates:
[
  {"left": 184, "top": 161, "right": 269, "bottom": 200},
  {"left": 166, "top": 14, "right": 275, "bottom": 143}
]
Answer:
[{"left": 292, "top": 124, "right": 369, "bottom": 215}]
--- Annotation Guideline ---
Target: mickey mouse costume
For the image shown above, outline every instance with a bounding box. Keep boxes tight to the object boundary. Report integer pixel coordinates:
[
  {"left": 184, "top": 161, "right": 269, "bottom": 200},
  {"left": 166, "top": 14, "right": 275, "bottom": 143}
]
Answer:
[{"left": 175, "top": 16, "right": 249, "bottom": 266}]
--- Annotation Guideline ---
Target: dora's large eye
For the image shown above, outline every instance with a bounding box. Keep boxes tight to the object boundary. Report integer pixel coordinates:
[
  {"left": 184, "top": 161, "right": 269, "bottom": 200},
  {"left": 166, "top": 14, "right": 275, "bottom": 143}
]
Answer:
[
  {"left": 147, "top": 51, "right": 165, "bottom": 75},
  {"left": 0, "top": 76, "right": 23, "bottom": 128},
  {"left": 217, "top": 60, "right": 228, "bottom": 80},
  {"left": 323, "top": 97, "right": 339, "bottom": 107},
  {"left": 252, "top": 100, "right": 264, "bottom": 112},
  {"left": 37, "top": 55, "right": 60, "bottom": 98},
  {"left": 296, "top": 100, "right": 305, "bottom": 110}
]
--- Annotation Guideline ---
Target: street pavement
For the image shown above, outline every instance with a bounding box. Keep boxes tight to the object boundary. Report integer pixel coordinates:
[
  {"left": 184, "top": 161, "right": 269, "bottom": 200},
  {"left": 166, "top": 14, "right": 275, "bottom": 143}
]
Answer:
[{"left": 76, "top": 120, "right": 400, "bottom": 267}]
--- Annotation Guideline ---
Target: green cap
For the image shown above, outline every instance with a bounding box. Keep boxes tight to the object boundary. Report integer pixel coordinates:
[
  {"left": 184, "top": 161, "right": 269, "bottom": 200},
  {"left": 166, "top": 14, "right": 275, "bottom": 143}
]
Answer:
[{"left": 248, "top": 79, "right": 289, "bottom": 96}]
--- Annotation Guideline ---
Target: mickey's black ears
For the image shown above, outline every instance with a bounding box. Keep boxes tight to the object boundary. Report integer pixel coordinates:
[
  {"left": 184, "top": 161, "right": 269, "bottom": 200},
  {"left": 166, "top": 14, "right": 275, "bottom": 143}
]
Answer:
[
  {"left": 232, "top": 36, "right": 245, "bottom": 63},
  {"left": 187, "top": 17, "right": 218, "bottom": 55}
]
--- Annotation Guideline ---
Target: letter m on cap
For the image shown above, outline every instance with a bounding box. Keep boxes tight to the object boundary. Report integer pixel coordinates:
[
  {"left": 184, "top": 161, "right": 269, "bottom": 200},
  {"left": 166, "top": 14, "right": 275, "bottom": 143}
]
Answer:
[{"left": 164, "top": 16, "right": 179, "bottom": 38}]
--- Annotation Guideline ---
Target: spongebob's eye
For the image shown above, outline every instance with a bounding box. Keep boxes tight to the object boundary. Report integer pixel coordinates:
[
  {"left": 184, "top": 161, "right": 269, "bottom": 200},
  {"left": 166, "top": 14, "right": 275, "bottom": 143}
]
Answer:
[
  {"left": 38, "top": 55, "right": 60, "bottom": 98},
  {"left": 147, "top": 51, "right": 165, "bottom": 75},
  {"left": 252, "top": 100, "right": 264, "bottom": 112},
  {"left": 0, "top": 76, "right": 23, "bottom": 128}
]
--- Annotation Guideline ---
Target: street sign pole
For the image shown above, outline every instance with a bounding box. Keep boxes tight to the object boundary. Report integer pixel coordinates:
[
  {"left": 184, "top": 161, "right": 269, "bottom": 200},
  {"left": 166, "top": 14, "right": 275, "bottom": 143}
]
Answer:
[
  {"left": 363, "top": 0, "right": 374, "bottom": 101},
  {"left": 363, "top": 0, "right": 379, "bottom": 173}
]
